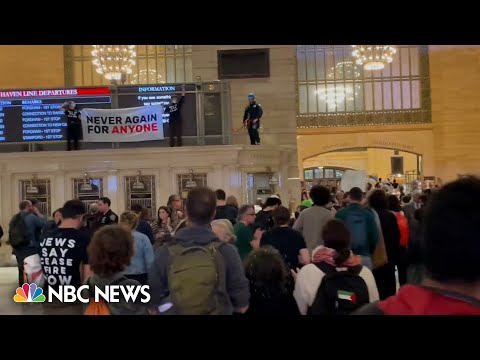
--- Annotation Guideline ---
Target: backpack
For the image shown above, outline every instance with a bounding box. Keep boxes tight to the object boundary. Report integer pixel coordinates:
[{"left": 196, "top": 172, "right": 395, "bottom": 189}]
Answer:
[
  {"left": 256, "top": 211, "right": 274, "bottom": 231},
  {"left": 167, "top": 242, "right": 227, "bottom": 315},
  {"left": 84, "top": 276, "right": 127, "bottom": 315},
  {"left": 394, "top": 212, "right": 409, "bottom": 248},
  {"left": 308, "top": 262, "right": 370, "bottom": 315},
  {"left": 342, "top": 210, "right": 368, "bottom": 255},
  {"left": 8, "top": 213, "right": 29, "bottom": 248},
  {"left": 84, "top": 298, "right": 112, "bottom": 315}
]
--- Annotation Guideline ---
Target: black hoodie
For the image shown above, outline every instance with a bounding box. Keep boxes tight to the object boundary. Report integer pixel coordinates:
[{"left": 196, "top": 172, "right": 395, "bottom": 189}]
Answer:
[{"left": 148, "top": 225, "right": 250, "bottom": 314}]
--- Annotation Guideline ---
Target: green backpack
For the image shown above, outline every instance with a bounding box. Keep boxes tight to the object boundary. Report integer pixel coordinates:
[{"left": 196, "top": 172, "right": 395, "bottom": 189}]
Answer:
[{"left": 167, "top": 242, "right": 227, "bottom": 315}]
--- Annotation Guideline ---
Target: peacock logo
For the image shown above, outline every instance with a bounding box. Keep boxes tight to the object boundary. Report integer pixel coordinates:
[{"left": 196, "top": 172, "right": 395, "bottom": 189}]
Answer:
[{"left": 13, "top": 283, "right": 46, "bottom": 303}]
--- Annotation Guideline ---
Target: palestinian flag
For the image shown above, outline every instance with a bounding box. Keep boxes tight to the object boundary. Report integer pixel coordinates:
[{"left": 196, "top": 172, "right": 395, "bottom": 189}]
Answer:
[{"left": 337, "top": 290, "right": 357, "bottom": 304}]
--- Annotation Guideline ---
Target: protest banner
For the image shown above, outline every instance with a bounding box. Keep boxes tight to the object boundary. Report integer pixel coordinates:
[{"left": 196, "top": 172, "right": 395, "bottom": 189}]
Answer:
[
  {"left": 80, "top": 106, "right": 163, "bottom": 142},
  {"left": 340, "top": 170, "right": 368, "bottom": 192}
]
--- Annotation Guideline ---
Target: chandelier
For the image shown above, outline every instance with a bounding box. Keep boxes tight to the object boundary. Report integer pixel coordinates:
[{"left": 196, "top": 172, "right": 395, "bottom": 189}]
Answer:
[
  {"left": 317, "top": 84, "right": 361, "bottom": 107},
  {"left": 351, "top": 45, "right": 396, "bottom": 71},
  {"left": 318, "top": 60, "right": 361, "bottom": 107},
  {"left": 327, "top": 60, "right": 361, "bottom": 80},
  {"left": 91, "top": 45, "right": 137, "bottom": 81}
]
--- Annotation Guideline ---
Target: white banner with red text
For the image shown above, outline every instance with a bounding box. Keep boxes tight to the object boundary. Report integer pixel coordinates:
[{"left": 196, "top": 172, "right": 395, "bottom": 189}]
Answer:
[{"left": 80, "top": 106, "right": 164, "bottom": 142}]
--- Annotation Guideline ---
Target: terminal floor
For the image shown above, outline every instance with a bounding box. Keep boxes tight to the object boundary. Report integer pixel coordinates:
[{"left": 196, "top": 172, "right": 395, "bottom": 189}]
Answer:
[{"left": 0, "top": 267, "right": 41, "bottom": 315}]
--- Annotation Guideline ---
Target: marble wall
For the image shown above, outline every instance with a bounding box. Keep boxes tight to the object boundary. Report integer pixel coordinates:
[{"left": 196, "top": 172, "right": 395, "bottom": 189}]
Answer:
[{"left": 0, "top": 145, "right": 298, "bottom": 229}]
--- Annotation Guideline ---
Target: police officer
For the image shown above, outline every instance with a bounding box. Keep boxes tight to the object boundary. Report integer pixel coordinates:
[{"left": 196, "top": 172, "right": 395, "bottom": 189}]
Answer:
[
  {"left": 60, "top": 101, "right": 82, "bottom": 151},
  {"left": 243, "top": 93, "right": 263, "bottom": 145},
  {"left": 96, "top": 197, "right": 118, "bottom": 228}
]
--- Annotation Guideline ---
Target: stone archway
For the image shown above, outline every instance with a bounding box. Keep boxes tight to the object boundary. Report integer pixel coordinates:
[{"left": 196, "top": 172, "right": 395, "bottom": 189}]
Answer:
[{"left": 297, "top": 128, "right": 435, "bottom": 177}]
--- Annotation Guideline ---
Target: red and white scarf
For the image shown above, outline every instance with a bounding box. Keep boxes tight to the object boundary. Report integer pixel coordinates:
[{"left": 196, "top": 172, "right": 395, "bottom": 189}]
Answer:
[{"left": 312, "top": 246, "right": 362, "bottom": 267}]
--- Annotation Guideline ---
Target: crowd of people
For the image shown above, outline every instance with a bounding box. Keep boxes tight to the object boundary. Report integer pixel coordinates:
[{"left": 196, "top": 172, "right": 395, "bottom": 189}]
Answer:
[{"left": 3, "top": 174, "right": 480, "bottom": 315}]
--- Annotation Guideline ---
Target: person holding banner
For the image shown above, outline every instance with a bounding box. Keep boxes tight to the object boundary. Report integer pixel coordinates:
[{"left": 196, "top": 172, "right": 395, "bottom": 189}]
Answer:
[
  {"left": 60, "top": 101, "right": 82, "bottom": 151},
  {"left": 164, "top": 85, "right": 186, "bottom": 147}
]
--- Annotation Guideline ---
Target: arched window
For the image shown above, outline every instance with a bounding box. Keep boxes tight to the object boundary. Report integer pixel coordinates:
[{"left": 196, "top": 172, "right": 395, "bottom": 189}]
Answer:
[
  {"left": 64, "top": 45, "right": 193, "bottom": 86},
  {"left": 296, "top": 45, "right": 431, "bottom": 127}
]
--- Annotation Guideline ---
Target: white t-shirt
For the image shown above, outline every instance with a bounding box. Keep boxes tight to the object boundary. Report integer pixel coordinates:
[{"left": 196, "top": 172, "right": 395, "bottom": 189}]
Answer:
[{"left": 293, "top": 252, "right": 379, "bottom": 315}]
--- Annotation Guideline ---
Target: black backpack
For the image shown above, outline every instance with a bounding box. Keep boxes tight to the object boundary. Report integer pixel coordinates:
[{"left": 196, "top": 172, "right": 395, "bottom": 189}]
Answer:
[
  {"left": 308, "top": 262, "right": 369, "bottom": 315},
  {"left": 9, "top": 213, "right": 29, "bottom": 248}
]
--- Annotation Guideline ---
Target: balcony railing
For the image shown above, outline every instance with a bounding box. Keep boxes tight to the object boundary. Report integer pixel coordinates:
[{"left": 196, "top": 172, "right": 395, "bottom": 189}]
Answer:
[{"left": 297, "top": 109, "right": 431, "bottom": 129}]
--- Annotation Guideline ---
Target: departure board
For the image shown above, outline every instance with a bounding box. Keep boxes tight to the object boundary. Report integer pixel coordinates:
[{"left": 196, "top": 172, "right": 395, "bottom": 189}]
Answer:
[
  {"left": 117, "top": 84, "right": 197, "bottom": 137},
  {"left": 0, "top": 87, "right": 112, "bottom": 143}
]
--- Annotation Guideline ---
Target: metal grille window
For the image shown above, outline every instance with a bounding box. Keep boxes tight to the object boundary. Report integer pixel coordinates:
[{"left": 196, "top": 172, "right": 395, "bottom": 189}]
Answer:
[
  {"left": 19, "top": 179, "right": 51, "bottom": 217},
  {"left": 177, "top": 173, "right": 208, "bottom": 201},
  {"left": 296, "top": 45, "right": 431, "bottom": 127},
  {"left": 64, "top": 45, "right": 193, "bottom": 86},
  {"left": 125, "top": 175, "right": 156, "bottom": 220},
  {"left": 72, "top": 178, "right": 103, "bottom": 210},
  {"left": 246, "top": 173, "right": 275, "bottom": 205},
  {"left": 302, "top": 167, "right": 349, "bottom": 192}
]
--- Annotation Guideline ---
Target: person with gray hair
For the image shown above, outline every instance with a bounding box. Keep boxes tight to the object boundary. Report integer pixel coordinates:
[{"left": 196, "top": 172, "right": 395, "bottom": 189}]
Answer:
[
  {"left": 84, "top": 202, "right": 100, "bottom": 235},
  {"left": 234, "top": 205, "right": 263, "bottom": 260},
  {"left": 211, "top": 219, "right": 237, "bottom": 244},
  {"left": 403, "top": 190, "right": 422, "bottom": 224},
  {"left": 60, "top": 100, "right": 82, "bottom": 151},
  {"left": 89, "top": 202, "right": 99, "bottom": 214}
]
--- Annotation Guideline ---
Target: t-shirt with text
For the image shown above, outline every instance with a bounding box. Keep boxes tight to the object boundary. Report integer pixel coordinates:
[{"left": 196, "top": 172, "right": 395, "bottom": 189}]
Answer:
[
  {"left": 65, "top": 109, "right": 81, "bottom": 126},
  {"left": 40, "top": 228, "right": 89, "bottom": 291}
]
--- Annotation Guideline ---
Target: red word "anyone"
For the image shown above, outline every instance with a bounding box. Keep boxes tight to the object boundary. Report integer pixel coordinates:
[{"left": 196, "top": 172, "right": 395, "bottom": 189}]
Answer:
[{"left": 112, "top": 124, "right": 158, "bottom": 134}]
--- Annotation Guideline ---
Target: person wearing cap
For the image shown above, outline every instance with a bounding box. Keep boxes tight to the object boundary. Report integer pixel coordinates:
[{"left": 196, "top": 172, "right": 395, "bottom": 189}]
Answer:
[
  {"left": 243, "top": 93, "right": 263, "bottom": 145},
  {"left": 301, "top": 199, "right": 313, "bottom": 208},
  {"left": 60, "top": 101, "right": 82, "bottom": 151}
]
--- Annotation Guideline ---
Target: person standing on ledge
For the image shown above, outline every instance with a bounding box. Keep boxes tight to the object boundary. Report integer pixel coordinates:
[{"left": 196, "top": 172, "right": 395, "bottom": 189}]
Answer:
[
  {"left": 243, "top": 93, "right": 263, "bottom": 145},
  {"left": 164, "top": 85, "right": 186, "bottom": 147},
  {"left": 60, "top": 101, "right": 82, "bottom": 151}
]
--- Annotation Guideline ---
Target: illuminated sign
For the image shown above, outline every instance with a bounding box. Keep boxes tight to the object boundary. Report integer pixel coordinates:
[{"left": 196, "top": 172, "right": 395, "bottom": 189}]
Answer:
[{"left": 0, "top": 87, "right": 112, "bottom": 143}]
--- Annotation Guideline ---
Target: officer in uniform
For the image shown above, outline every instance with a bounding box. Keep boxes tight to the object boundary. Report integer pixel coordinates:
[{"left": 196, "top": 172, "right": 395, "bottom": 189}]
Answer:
[
  {"left": 243, "top": 93, "right": 263, "bottom": 145},
  {"left": 96, "top": 197, "right": 118, "bottom": 228}
]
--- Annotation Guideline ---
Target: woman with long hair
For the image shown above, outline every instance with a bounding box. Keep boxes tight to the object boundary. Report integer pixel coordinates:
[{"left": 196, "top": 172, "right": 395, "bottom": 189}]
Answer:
[
  {"left": 244, "top": 247, "right": 300, "bottom": 315},
  {"left": 119, "top": 211, "right": 154, "bottom": 285},
  {"left": 368, "top": 190, "right": 401, "bottom": 299},
  {"left": 151, "top": 206, "right": 174, "bottom": 240},
  {"left": 211, "top": 219, "right": 237, "bottom": 244},
  {"left": 226, "top": 195, "right": 239, "bottom": 210},
  {"left": 387, "top": 195, "right": 409, "bottom": 286}
]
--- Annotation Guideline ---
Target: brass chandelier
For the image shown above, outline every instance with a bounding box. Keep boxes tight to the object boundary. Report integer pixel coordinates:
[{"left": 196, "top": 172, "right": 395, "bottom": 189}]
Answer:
[
  {"left": 351, "top": 45, "right": 397, "bottom": 71},
  {"left": 91, "top": 45, "right": 137, "bottom": 81}
]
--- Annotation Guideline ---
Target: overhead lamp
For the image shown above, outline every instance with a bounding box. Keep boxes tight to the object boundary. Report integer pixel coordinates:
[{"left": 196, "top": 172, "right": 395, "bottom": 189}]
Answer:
[
  {"left": 185, "top": 169, "right": 198, "bottom": 189},
  {"left": 80, "top": 172, "right": 93, "bottom": 192},
  {"left": 132, "top": 171, "right": 146, "bottom": 191},
  {"left": 26, "top": 176, "right": 39, "bottom": 194}
]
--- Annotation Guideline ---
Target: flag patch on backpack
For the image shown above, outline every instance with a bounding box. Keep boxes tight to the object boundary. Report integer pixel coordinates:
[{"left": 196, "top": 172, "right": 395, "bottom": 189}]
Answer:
[
  {"left": 308, "top": 262, "right": 370, "bottom": 315},
  {"left": 337, "top": 290, "right": 357, "bottom": 303}
]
